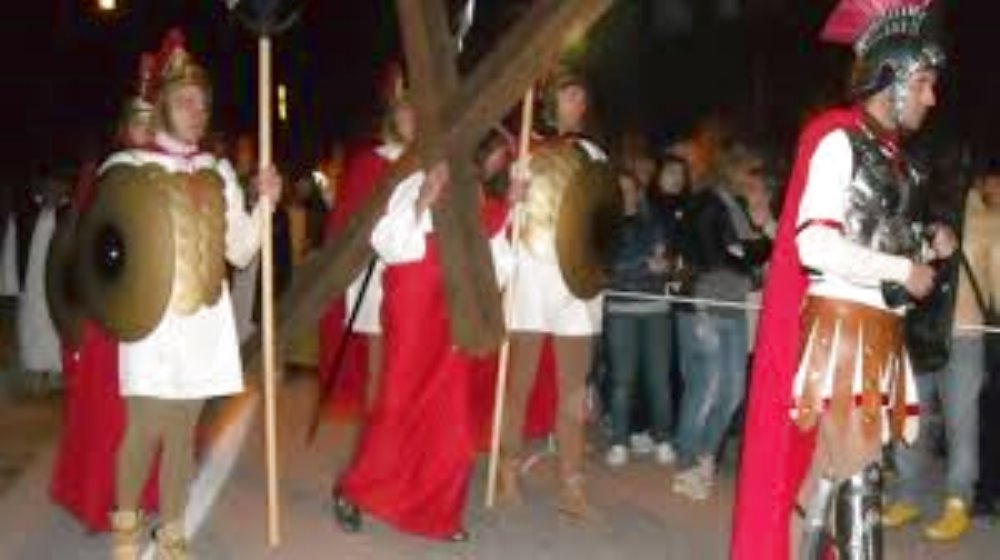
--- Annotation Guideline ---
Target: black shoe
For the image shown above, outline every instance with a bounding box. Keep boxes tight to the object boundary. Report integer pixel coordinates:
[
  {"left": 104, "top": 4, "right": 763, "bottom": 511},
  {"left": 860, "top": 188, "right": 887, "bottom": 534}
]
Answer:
[{"left": 332, "top": 490, "right": 362, "bottom": 533}]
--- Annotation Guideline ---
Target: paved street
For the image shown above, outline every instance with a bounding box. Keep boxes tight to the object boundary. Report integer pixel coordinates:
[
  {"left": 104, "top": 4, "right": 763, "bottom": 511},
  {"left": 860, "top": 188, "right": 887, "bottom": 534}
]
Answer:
[{"left": 0, "top": 373, "right": 998, "bottom": 559}]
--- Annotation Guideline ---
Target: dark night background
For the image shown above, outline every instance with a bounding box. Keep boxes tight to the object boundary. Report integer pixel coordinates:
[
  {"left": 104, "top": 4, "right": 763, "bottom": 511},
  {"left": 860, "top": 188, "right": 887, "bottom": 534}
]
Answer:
[{"left": 2, "top": 0, "right": 998, "bottom": 188}]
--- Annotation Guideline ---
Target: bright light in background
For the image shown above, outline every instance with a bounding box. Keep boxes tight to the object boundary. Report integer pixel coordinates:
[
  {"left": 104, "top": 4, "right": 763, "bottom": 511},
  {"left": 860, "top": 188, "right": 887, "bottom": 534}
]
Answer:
[
  {"left": 277, "top": 84, "right": 288, "bottom": 122},
  {"left": 97, "top": 0, "right": 117, "bottom": 11}
]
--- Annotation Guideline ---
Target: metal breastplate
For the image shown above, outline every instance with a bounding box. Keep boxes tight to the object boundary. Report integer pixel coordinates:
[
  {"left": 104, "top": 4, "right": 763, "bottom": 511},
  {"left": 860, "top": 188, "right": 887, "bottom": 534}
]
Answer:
[
  {"left": 167, "top": 168, "right": 227, "bottom": 315},
  {"left": 842, "top": 127, "right": 922, "bottom": 259}
]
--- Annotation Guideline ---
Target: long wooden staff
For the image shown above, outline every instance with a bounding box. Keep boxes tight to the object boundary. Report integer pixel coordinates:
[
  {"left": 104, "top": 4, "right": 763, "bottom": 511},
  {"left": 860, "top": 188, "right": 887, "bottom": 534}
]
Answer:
[
  {"left": 227, "top": 0, "right": 301, "bottom": 545},
  {"left": 257, "top": 34, "right": 281, "bottom": 548},
  {"left": 486, "top": 86, "right": 534, "bottom": 508}
]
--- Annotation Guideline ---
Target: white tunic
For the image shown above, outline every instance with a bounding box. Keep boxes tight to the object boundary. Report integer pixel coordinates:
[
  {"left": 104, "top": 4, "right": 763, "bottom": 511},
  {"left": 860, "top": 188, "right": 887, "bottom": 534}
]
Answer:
[
  {"left": 101, "top": 139, "right": 263, "bottom": 400},
  {"left": 507, "top": 136, "right": 606, "bottom": 336},
  {"left": 792, "top": 128, "right": 920, "bottom": 443},
  {"left": 0, "top": 215, "right": 18, "bottom": 296},
  {"left": 230, "top": 255, "right": 259, "bottom": 344},
  {"left": 344, "top": 260, "right": 385, "bottom": 334}
]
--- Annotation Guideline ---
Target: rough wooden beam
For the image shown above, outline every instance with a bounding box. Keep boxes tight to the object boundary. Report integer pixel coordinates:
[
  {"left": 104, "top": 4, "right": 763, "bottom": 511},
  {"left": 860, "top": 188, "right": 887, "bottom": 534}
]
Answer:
[
  {"left": 241, "top": 153, "right": 420, "bottom": 374},
  {"left": 430, "top": 153, "right": 503, "bottom": 353},
  {"left": 242, "top": 0, "right": 616, "bottom": 368},
  {"left": 447, "top": 0, "right": 614, "bottom": 149},
  {"left": 394, "top": 1, "right": 502, "bottom": 352},
  {"left": 429, "top": 0, "right": 614, "bottom": 352},
  {"left": 396, "top": 0, "right": 460, "bottom": 157}
]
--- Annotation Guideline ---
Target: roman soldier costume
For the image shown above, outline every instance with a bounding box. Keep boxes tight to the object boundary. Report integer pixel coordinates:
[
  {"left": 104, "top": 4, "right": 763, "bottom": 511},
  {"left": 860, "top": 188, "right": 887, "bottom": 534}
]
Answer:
[
  {"left": 50, "top": 54, "right": 160, "bottom": 533},
  {"left": 731, "top": 2, "right": 945, "bottom": 559},
  {"left": 498, "top": 69, "right": 620, "bottom": 518},
  {"left": 84, "top": 29, "right": 267, "bottom": 560}
]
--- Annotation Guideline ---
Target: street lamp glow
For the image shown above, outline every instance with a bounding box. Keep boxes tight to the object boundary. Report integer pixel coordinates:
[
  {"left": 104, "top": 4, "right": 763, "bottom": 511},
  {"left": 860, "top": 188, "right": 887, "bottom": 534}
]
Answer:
[{"left": 98, "top": 0, "right": 117, "bottom": 11}]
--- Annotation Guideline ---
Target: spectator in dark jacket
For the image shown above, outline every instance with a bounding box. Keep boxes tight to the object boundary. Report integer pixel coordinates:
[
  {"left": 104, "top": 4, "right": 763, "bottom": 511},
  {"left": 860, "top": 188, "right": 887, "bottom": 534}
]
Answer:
[
  {"left": 603, "top": 171, "right": 676, "bottom": 467},
  {"left": 671, "top": 143, "right": 771, "bottom": 501}
]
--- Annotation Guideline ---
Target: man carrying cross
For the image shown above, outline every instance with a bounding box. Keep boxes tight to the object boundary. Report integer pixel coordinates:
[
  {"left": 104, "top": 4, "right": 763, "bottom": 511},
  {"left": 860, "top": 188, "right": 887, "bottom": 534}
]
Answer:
[{"left": 332, "top": 132, "right": 515, "bottom": 542}]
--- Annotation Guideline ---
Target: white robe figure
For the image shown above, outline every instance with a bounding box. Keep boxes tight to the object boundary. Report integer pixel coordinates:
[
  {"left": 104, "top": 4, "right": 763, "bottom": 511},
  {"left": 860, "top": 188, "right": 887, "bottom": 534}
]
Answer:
[
  {"left": 0, "top": 215, "right": 18, "bottom": 296},
  {"left": 16, "top": 207, "right": 62, "bottom": 375}
]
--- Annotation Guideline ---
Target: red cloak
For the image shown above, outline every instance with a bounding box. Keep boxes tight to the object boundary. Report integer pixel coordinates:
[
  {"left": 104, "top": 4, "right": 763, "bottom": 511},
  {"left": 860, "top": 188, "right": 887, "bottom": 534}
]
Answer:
[
  {"left": 339, "top": 232, "right": 478, "bottom": 538},
  {"left": 50, "top": 163, "right": 158, "bottom": 532},
  {"left": 730, "top": 107, "right": 862, "bottom": 560},
  {"left": 318, "top": 141, "right": 390, "bottom": 421}
]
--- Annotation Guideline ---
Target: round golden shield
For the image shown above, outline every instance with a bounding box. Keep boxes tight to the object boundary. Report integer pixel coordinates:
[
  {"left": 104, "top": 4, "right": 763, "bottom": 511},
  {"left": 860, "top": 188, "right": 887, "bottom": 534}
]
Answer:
[
  {"left": 44, "top": 209, "right": 84, "bottom": 346},
  {"left": 556, "top": 151, "right": 620, "bottom": 299},
  {"left": 526, "top": 141, "right": 621, "bottom": 299},
  {"left": 77, "top": 164, "right": 175, "bottom": 341}
]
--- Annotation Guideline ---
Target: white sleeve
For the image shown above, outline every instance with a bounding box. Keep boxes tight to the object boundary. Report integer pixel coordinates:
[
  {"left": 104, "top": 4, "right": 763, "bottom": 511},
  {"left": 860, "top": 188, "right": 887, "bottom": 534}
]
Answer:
[
  {"left": 370, "top": 172, "right": 430, "bottom": 264},
  {"left": 796, "top": 130, "right": 852, "bottom": 229},
  {"left": 795, "top": 130, "right": 913, "bottom": 286},
  {"left": 217, "top": 159, "right": 263, "bottom": 269},
  {"left": 798, "top": 227, "right": 912, "bottom": 286}
]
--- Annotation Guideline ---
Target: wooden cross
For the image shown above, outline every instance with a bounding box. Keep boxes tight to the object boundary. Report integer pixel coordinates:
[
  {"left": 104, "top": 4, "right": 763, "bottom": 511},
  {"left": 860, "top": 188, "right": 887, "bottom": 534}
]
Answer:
[{"left": 243, "top": 0, "right": 614, "bottom": 370}]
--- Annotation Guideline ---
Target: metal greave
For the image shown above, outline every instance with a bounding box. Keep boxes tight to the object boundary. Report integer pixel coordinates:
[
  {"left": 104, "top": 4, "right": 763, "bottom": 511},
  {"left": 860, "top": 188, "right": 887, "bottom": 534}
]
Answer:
[
  {"left": 799, "top": 477, "right": 837, "bottom": 560},
  {"left": 833, "top": 463, "right": 883, "bottom": 560},
  {"left": 797, "top": 462, "right": 884, "bottom": 560}
]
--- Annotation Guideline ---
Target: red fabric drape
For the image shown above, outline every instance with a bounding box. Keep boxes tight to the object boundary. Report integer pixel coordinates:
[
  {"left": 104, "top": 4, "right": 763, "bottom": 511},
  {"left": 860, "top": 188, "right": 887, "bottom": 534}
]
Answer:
[
  {"left": 50, "top": 164, "right": 159, "bottom": 532},
  {"left": 468, "top": 342, "right": 558, "bottom": 449},
  {"left": 339, "top": 236, "right": 475, "bottom": 538},
  {"left": 50, "top": 322, "right": 159, "bottom": 532},
  {"left": 318, "top": 142, "right": 388, "bottom": 421}
]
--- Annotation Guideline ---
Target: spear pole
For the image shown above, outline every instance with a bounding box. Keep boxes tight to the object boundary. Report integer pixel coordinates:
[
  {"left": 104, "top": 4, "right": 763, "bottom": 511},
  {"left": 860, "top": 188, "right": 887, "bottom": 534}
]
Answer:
[
  {"left": 257, "top": 31, "right": 281, "bottom": 547},
  {"left": 226, "top": 0, "right": 301, "bottom": 544},
  {"left": 486, "top": 86, "right": 534, "bottom": 508}
]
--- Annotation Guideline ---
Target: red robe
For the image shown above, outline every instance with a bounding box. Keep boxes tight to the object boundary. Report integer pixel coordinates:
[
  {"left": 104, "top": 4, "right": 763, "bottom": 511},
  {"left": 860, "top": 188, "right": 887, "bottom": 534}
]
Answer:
[
  {"left": 341, "top": 194, "right": 538, "bottom": 537},
  {"left": 319, "top": 143, "right": 558, "bottom": 439},
  {"left": 730, "top": 107, "right": 861, "bottom": 560},
  {"left": 49, "top": 163, "right": 158, "bottom": 532},
  {"left": 318, "top": 141, "right": 390, "bottom": 421},
  {"left": 339, "top": 231, "right": 479, "bottom": 538}
]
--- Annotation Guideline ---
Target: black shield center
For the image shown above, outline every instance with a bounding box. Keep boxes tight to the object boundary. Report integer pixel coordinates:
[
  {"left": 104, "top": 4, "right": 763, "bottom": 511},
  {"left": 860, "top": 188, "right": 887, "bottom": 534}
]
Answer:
[{"left": 96, "top": 223, "right": 126, "bottom": 280}]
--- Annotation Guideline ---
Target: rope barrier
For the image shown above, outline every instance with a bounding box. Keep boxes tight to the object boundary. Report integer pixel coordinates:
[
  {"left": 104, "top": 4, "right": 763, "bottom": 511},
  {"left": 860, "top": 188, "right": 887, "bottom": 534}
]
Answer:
[
  {"left": 604, "top": 289, "right": 1000, "bottom": 334},
  {"left": 605, "top": 289, "right": 760, "bottom": 311}
]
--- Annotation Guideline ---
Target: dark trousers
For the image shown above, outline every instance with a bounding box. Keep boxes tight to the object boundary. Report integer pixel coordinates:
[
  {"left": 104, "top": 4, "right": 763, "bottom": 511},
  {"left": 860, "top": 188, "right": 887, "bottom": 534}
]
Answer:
[{"left": 605, "top": 311, "right": 672, "bottom": 445}]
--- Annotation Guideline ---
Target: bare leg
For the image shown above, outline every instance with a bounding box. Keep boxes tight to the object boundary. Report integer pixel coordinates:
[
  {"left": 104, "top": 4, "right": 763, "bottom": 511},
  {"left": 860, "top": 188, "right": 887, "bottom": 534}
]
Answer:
[
  {"left": 553, "top": 335, "right": 598, "bottom": 520},
  {"left": 497, "top": 332, "right": 544, "bottom": 505},
  {"left": 116, "top": 398, "right": 163, "bottom": 512}
]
